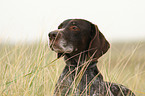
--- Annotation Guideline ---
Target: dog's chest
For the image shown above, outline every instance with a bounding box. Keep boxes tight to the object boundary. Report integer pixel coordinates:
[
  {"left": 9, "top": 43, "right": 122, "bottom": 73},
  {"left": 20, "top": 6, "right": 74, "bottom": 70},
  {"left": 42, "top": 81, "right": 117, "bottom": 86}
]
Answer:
[{"left": 54, "top": 66, "right": 105, "bottom": 96}]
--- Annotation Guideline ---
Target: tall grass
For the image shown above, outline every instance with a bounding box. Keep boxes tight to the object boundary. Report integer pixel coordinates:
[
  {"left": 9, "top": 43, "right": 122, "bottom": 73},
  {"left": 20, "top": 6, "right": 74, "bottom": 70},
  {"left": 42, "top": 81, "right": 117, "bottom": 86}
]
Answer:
[{"left": 0, "top": 41, "right": 145, "bottom": 96}]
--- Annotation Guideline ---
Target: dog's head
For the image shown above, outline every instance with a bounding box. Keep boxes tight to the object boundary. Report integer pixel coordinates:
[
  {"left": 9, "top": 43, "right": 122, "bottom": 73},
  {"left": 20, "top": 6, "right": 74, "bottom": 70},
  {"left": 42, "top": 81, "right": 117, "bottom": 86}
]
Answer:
[{"left": 48, "top": 19, "right": 110, "bottom": 60}]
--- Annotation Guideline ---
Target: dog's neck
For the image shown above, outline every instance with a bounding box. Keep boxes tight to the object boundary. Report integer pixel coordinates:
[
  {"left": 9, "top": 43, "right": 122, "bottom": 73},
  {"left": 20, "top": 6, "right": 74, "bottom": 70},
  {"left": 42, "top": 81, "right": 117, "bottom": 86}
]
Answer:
[{"left": 62, "top": 53, "right": 103, "bottom": 79}]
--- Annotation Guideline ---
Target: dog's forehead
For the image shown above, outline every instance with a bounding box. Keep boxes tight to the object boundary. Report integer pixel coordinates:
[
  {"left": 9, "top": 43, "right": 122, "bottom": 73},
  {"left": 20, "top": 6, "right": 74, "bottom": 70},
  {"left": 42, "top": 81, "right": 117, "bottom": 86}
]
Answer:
[{"left": 61, "top": 19, "right": 91, "bottom": 26}]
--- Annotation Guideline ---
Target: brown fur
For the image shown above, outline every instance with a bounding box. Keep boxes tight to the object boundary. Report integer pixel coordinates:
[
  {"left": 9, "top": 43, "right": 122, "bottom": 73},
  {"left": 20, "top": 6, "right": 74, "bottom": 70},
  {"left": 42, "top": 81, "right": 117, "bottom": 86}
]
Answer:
[{"left": 48, "top": 19, "right": 135, "bottom": 96}]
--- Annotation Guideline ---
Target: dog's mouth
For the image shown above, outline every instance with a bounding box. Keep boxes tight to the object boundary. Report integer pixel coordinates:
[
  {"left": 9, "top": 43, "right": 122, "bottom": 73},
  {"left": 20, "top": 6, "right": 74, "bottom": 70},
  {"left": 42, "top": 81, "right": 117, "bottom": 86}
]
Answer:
[{"left": 49, "top": 39, "right": 74, "bottom": 53}]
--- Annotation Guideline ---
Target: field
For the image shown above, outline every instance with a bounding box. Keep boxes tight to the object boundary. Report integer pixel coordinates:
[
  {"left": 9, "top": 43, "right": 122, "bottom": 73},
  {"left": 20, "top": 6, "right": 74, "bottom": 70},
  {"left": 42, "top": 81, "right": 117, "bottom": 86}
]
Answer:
[{"left": 0, "top": 41, "right": 145, "bottom": 96}]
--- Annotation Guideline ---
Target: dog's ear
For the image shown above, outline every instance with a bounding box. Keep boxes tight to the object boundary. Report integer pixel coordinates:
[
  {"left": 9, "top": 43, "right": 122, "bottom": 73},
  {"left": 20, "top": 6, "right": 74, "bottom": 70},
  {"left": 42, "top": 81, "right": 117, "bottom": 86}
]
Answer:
[{"left": 88, "top": 24, "right": 110, "bottom": 60}]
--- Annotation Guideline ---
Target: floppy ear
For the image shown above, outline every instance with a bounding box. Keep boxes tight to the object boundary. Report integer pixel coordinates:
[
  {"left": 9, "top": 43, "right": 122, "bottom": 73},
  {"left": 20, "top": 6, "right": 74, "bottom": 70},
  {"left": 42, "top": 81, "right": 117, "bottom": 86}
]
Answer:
[{"left": 88, "top": 24, "right": 110, "bottom": 60}]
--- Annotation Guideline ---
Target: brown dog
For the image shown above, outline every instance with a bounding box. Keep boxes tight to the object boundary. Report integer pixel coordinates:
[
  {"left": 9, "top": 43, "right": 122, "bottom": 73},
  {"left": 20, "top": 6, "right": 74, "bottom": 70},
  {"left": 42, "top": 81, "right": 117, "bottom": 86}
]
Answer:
[{"left": 48, "top": 19, "right": 135, "bottom": 96}]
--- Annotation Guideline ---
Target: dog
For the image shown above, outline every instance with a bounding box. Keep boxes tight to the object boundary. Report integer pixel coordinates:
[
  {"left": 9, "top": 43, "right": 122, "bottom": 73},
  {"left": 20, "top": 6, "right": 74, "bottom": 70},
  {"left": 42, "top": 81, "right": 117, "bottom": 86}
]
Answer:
[{"left": 48, "top": 19, "right": 135, "bottom": 96}]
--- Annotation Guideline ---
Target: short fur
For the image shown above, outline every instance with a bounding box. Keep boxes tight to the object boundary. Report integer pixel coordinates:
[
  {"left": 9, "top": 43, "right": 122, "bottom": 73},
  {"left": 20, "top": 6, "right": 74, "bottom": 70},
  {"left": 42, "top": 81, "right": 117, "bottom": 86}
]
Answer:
[{"left": 48, "top": 19, "right": 135, "bottom": 96}]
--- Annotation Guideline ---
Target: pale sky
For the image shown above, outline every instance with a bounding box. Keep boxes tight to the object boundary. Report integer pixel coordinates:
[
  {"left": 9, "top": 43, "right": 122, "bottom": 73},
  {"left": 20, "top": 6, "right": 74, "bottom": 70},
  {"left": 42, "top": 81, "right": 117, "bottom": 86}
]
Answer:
[{"left": 0, "top": 0, "right": 145, "bottom": 43}]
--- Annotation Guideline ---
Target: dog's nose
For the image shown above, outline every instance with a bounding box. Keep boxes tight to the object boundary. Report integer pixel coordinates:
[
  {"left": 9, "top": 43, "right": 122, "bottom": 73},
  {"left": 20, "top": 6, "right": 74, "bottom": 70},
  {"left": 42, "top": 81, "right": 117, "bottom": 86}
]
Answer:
[{"left": 48, "top": 31, "right": 58, "bottom": 39}]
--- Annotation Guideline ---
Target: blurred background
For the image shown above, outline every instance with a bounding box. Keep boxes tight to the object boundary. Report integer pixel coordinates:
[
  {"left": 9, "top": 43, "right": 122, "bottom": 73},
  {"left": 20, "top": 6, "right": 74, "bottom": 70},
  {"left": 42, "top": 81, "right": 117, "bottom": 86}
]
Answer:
[
  {"left": 0, "top": 0, "right": 145, "bottom": 43},
  {"left": 0, "top": 0, "right": 145, "bottom": 95}
]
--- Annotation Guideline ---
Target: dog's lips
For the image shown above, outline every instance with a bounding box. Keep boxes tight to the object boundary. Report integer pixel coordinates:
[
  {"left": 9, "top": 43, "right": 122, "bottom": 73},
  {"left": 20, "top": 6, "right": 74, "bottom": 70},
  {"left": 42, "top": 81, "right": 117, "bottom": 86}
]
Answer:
[
  {"left": 49, "top": 37, "right": 74, "bottom": 53},
  {"left": 49, "top": 43, "right": 74, "bottom": 53},
  {"left": 50, "top": 44, "right": 62, "bottom": 52},
  {"left": 49, "top": 44, "right": 54, "bottom": 51}
]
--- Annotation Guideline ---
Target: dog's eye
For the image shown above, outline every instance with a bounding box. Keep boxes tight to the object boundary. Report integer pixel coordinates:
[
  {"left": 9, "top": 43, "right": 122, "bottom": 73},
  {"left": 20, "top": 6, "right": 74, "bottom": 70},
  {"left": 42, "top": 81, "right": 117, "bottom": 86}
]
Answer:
[
  {"left": 72, "top": 26, "right": 77, "bottom": 30},
  {"left": 70, "top": 26, "right": 80, "bottom": 31}
]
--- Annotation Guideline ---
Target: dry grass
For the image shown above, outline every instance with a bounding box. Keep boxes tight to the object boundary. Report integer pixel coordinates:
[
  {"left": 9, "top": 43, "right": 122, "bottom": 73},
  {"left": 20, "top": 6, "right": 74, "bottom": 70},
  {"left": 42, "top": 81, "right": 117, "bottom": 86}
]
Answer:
[{"left": 0, "top": 41, "right": 145, "bottom": 96}]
